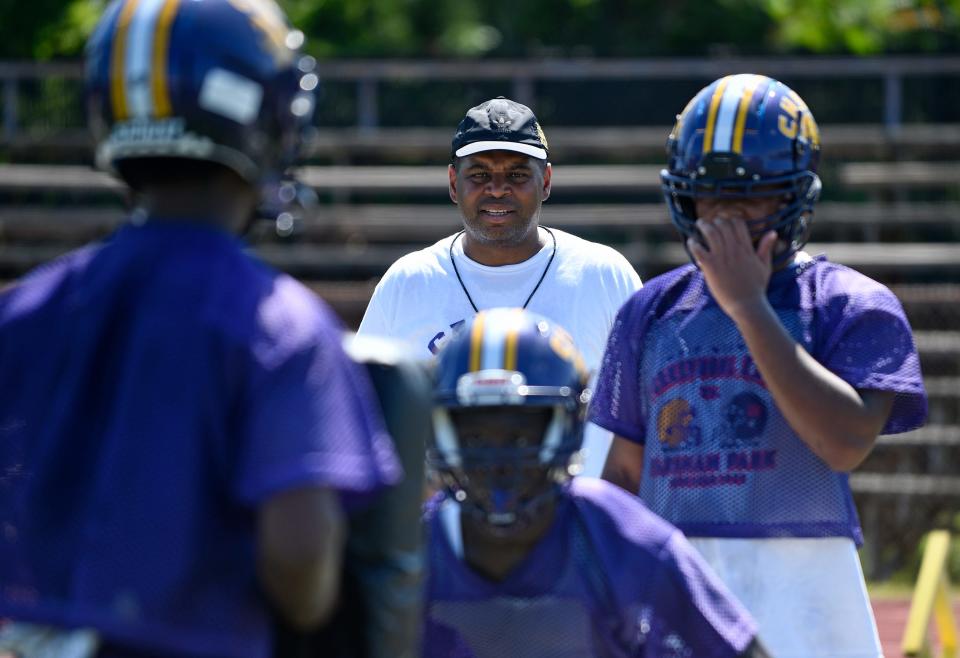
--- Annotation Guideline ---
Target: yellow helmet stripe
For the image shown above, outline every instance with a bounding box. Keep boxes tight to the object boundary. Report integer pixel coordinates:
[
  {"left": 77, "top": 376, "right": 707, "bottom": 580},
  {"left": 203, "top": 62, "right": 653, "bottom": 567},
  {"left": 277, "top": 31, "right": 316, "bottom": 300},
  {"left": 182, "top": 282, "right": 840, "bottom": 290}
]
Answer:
[
  {"left": 701, "top": 75, "right": 730, "bottom": 156},
  {"left": 503, "top": 308, "right": 525, "bottom": 371},
  {"left": 150, "top": 0, "right": 180, "bottom": 118},
  {"left": 469, "top": 312, "right": 485, "bottom": 372},
  {"left": 732, "top": 74, "right": 763, "bottom": 154},
  {"left": 109, "top": 0, "right": 141, "bottom": 121}
]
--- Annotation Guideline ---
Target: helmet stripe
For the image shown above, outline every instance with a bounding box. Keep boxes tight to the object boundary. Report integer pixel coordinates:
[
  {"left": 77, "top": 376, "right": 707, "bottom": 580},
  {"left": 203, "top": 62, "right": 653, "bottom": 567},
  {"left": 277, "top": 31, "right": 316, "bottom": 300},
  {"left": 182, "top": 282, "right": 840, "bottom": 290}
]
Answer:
[
  {"left": 469, "top": 311, "right": 485, "bottom": 372},
  {"left": 712, "top": 74, "right": 753, "bottom": 153},
  {"left": 150, "top": 0, "right": 180, "bottom": 118},
  {"left": 701, "top": 75, "right": 730, "bottom": 156},
  {"left": 503, "top": 308, "right": 524, "bottom": 371},
  {"left": 479, "top": 314, "right": 510, "bottom": 371},
  {"left": 732, "top": 74, "right": 763, "bottom": 154},
  {"left": 109, "top": 0, "right": 141, "bottom": 121},
  {"left": 125, "top": 0, "right": 169, "bottom": 118}
]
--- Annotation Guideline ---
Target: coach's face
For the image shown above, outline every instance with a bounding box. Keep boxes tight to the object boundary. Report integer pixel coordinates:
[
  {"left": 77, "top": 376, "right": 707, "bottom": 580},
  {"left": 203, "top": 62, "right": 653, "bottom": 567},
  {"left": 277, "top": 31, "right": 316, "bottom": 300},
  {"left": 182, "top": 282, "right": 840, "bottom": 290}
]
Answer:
[{"left": 449, "top": 150, "right": 552, "bottom": 251}]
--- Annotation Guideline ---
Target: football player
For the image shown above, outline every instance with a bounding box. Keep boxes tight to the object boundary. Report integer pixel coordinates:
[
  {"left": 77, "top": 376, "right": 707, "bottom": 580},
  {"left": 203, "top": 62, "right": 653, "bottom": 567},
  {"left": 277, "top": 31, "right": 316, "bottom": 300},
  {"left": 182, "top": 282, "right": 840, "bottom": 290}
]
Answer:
[
  {"left": 592, "top": 74, "right": 928, "bottom": 656},
  {"left": 423, "top": 308, "right": 768, "bottom": 657},
  {"left": 0, "top": 2, "right": 401, "bottom": 657}
]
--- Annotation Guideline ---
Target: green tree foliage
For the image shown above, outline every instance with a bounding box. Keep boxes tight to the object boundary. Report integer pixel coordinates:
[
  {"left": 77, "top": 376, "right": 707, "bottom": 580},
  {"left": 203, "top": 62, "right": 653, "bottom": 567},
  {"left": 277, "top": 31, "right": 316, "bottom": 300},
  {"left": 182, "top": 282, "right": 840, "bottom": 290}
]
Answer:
[
  {"left": 0, "top": 0, "right": 77, "bottom": 58},
  {"left": 284, "top": 0, "right": 778, "bottom": 57},
  {"left": 0, "top": 0, "right": 105, "bottom": 59},
  {"left": 282, "top": 0, "right": 959, "bottom": 57},
  {"left": 34, "top": 0, "right": 106, "bottom": 59},
  {"left": 762, "top": 0, "right": 960, "bottom": 54},
  {"left": 0, "top": 0, "right": 956, "bottom": 59},
  {"left": 283, "top": 0, "right": 494, "bottom": 57}
]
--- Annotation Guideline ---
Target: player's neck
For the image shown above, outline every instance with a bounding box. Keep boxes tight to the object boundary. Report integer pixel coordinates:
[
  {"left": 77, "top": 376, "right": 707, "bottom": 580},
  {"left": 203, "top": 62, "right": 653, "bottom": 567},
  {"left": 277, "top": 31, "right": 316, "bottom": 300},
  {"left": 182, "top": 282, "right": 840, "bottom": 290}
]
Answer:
[
  {"left": 461, "top": 501, "right": 556, "bottom": 582},
  {"left": 772, "top": 251, "right": 799, "bottom": 272},
  {"left": 139, "top": 178, "right": 257, "bottom": 234}
]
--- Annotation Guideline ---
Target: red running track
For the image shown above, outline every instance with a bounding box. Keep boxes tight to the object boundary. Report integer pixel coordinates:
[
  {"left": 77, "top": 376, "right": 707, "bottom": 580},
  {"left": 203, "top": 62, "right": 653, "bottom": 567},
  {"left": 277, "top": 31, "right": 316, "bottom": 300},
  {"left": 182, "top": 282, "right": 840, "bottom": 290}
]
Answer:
[{"left": 872, "top": 596, "right": 960, "bottom": 657}]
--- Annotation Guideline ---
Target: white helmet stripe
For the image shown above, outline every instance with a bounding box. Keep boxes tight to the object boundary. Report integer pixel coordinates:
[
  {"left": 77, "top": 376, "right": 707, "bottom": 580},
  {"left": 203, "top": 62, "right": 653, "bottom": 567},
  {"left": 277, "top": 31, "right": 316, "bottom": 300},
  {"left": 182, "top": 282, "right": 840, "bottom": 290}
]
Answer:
[
  {"left": 125, "top": 0, "right": 167, "bottom": 118},
  {"left": 480, "top": 308, "right": 526, "bottom": 371},
  {"left": 712, "top": 74, "right": 751, "bottom": 153},
  {"left": 480, "top": 319, "right": 506, "bottom": 371}
]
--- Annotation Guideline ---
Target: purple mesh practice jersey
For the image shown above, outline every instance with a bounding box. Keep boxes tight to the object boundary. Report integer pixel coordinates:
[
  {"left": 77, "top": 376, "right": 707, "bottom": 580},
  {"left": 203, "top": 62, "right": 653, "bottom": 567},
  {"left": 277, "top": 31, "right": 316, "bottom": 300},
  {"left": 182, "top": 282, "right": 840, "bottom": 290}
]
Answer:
[
  {"left": 0, "top": 221, "right": 401, "bottom": 658},
  {"left": 590, "top": 257, "right": 927, "bottom": 543},
  {"left": 423, "top": 477, "right": 757, "bottom": 658}
]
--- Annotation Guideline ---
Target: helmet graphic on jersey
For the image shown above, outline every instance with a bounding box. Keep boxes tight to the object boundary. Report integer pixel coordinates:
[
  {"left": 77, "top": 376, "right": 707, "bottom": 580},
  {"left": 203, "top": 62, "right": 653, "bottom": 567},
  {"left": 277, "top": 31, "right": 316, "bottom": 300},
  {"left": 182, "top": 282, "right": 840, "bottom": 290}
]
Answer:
[
  {"left": 85, "top": 0, "right": 316, "bottom": 191},
  {"left": 430, "top": 308, "right": 590, "bottom": 533},
  {"left": 660, "top": 74, "right": 822, "bottom": 264},
  {"left": 726, "top": 391, "right": 768, "bottom": 440},
  {"left": 657, "top": 398, "right": 701, "bottom": 450}
]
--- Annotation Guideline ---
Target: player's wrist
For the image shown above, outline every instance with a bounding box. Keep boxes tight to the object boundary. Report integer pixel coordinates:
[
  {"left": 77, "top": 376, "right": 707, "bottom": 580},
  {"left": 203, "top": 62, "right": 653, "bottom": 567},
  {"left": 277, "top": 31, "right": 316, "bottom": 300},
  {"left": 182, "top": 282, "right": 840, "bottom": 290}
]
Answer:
[{"left": 723, "top": 295, "right": 774, "bottom": 327}]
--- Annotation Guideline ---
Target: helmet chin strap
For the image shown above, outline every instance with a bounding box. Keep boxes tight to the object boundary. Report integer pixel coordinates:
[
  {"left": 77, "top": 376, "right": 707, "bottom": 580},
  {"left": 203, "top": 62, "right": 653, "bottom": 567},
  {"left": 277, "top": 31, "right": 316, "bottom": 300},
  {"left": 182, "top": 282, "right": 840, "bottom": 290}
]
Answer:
[
  {"left": 538, "top": 406, "right": 567, "bottom": 463},
  {"left": 439, "top": 498, "right": 464, "bottom": 559},
  {"left": 432, "top": 408, "right": 463, "bottom": 469}
]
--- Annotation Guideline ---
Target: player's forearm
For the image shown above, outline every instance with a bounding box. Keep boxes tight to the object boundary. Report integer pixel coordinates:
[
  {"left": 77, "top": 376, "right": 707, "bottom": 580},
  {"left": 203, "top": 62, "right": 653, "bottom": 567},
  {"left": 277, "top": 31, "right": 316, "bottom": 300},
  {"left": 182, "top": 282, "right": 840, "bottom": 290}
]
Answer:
[
  {"left": 258, "top": 487, "right": 347, "bottom": 629},
  {"left": 601, "top": 460, "right": 641, "bottom": 494},
  {"left": 260, "top": 542, "right": 343, "bottom": 629},
  {"left": 600, "top": 437, "right": 644, "bottom": 494},
  {"left": 729, "top": 299, "right": 884, "bottom": 471}
]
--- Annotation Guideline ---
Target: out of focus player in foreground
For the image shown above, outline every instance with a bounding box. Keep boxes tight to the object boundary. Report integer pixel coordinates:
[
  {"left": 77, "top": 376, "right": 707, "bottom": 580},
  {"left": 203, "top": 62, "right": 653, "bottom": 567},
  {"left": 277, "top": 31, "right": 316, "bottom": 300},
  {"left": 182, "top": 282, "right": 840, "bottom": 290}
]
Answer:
[
  {"left": 0, "top": 1, "right": 402, "bottom": 657},
  {"left": 277, "top": 333, "right": 431, "bottom": 658},
  {"left": 591, "top": 74, "right": 928, "bottom": 657},
  {"left": 423, "top": 308, "right": 768, "bottom": 658}
]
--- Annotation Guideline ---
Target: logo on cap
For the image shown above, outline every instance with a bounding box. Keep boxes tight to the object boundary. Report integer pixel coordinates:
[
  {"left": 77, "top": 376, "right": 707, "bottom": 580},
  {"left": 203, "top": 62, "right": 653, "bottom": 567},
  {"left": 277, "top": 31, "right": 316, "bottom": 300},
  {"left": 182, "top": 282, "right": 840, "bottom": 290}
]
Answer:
[{"left": 451, "top": 97, "right": 549, "bottom": 160}]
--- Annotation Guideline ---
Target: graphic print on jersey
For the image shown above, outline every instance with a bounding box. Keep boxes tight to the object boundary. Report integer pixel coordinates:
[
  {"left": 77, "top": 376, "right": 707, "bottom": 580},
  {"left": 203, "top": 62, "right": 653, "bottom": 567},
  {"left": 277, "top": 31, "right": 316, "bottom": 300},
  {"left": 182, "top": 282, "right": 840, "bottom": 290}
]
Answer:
[
  {"left": 640, "top": 303, "right": 850, "bottom": 534},
  {"left": 646, "top": 304, "right": 780, "bottom": 493}
]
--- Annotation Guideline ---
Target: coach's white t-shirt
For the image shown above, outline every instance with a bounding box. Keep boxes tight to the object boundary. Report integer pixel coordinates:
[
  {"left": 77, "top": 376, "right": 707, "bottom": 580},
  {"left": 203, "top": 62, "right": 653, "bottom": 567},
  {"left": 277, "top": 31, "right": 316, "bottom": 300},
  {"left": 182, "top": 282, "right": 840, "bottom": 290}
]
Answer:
[{"left": 358, "top": 227, "right": 642, "bottom": 475}]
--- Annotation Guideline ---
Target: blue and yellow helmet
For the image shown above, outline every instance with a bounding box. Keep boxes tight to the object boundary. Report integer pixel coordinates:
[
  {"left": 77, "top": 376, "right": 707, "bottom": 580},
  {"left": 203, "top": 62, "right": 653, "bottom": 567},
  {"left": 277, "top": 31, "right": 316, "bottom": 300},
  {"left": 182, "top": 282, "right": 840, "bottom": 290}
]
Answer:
[
  {"left": 433, "top": 307, "right": 589, "bottom": 417},
  {"left": 430, "top": 308, "right": 590, "bottom": 528},
  {"left": 660, "top": 74, "right": 822, "bottom": 263},
  {"left": 85, "top": 0, "right": 317, "bottom": 188}
]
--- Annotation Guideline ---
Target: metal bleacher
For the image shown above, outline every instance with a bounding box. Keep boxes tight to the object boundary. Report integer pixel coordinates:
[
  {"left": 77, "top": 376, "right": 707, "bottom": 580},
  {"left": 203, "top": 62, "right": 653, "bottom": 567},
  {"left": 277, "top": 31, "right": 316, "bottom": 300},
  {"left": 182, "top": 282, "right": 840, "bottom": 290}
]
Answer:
[{"left": 1, "top": 55, "right": 959, "bottom": 578}]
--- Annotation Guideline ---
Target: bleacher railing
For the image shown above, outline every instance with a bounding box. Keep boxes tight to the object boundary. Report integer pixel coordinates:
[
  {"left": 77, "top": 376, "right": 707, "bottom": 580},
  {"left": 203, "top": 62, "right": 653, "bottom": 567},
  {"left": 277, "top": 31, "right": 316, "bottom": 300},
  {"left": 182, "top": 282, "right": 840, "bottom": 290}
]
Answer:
[{"left": 3, "top": 56, "right": 960, "bottom": 148}]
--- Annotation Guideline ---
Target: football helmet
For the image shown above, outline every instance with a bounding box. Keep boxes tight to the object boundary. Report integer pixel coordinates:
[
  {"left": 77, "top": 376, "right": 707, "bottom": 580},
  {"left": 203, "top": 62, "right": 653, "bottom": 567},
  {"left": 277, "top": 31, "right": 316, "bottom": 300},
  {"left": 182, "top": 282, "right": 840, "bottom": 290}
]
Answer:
[
  {"left": 660, "top": 74, "right": 822, "bottom": 263},
  {"left": 85, "top": 0, "right": 316, "bottom": 193},
  {"left": 430, "top": 308, "right": 590, "bottom": 532}
]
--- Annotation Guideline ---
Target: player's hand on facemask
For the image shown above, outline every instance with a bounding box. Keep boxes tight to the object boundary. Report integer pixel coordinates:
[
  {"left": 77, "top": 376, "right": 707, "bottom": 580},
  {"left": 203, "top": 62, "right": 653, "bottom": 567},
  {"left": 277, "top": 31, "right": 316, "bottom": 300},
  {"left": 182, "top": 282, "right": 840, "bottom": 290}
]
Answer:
[{"left": 688, "top": 216, "right": 777, "bottom": 321}]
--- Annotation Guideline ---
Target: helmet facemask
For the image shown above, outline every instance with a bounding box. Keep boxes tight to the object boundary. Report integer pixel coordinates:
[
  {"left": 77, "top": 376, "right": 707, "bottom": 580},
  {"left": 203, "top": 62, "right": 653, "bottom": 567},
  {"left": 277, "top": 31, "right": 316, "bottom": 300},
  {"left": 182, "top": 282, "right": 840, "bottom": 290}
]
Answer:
[
  {"left": 662, "top": 167, "right": 821, "bottom": 266},
  {"left": 429, "top": 371, "right": 584, "bottom": 538}
]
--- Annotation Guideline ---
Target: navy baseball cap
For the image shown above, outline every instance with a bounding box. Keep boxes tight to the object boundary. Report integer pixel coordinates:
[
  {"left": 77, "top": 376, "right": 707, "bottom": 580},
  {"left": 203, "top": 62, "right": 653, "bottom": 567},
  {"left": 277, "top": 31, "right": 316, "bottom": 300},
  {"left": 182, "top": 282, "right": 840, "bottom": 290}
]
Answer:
[{"left": 451, "top": 97, "right": 549, "bottom": 160}]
